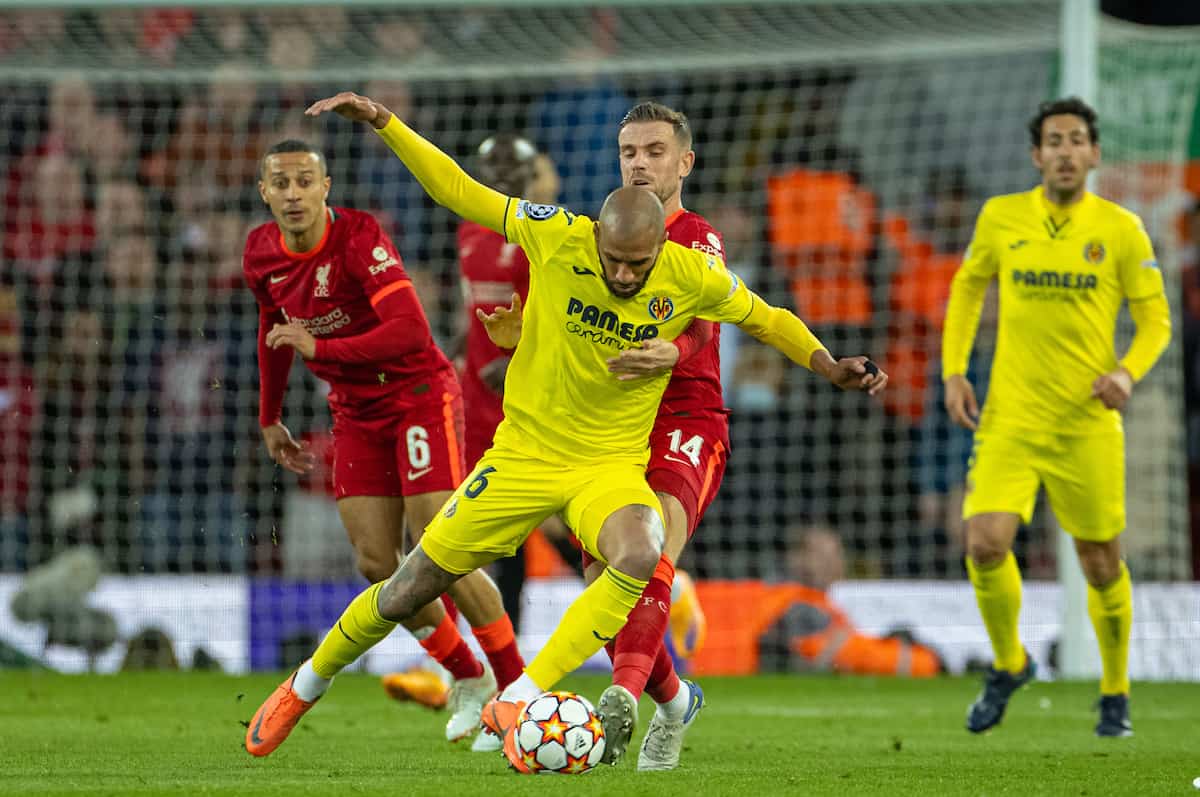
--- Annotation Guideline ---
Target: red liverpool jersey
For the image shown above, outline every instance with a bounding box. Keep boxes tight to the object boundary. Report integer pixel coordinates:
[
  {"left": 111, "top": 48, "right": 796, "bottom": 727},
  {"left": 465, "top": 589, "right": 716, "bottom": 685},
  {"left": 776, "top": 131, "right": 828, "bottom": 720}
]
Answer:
[
  {"left": 243, "top": 207, "right": 451, "bottom": 418},
  {"left": 457, "top": 220, "right": 531, "bottom": 438},
  {"left": 661, "top": 209, "right": 726, "bottom": 416}
]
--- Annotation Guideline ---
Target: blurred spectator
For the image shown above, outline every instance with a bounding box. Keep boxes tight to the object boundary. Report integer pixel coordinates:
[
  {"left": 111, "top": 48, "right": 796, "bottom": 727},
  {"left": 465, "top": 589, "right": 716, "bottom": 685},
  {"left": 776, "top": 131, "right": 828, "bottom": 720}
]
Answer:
[
  {"left": 0, "top": 10, "right": 67, "bottom": 59},
  {"left": 882, "top": 167, "right": 987, "bottom": 571},
  {"left": 31, "top": 302, "right": 104, "bottom": 558},
  {"left": 528, "top": 152, "right": 561, "bottom": 205},
  {"left": 354, "top": 80, "right": 434, "bottom": 261},
  {"left": 4, "top": 151, "right": 95, "bottom": 282},
  {"left": 765, "top": 146, "right": 888, "bottom": 556},
  {"left": 10, "top": 546, "right": 117, "bottom": 668},
  {"left": 0, "top": 282, "right": 36, "bottom": 562},
  {"left": 83, "top": 114, "right": 137, "bottom": 183},
  {"left": 95, "top": 179, "right": 148, "bottom": 242},
  {"left": 757, "top": 525, "right": 943, "bottom": 676},
  {"left": 529, "top": 58, "right": 631, "bottom": 213},
  {"left": 45, "top": 74, "right": 98, "bottom": 158},
  {"left": 144, "top": 63, "right": 262, "bottom": 204}
]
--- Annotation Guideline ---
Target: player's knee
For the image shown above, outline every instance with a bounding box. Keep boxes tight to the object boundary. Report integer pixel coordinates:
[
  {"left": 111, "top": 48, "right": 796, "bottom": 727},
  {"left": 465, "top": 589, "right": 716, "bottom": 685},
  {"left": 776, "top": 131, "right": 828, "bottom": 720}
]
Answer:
[
  {"left": 964, "top": 538, "right": 1008, "bottom": 568},
  {"left": 355, "top": 551, "right": 398, "bottom": 584},
  {"left": 607, "top": 519, "right": 663, "bottom": 580}
]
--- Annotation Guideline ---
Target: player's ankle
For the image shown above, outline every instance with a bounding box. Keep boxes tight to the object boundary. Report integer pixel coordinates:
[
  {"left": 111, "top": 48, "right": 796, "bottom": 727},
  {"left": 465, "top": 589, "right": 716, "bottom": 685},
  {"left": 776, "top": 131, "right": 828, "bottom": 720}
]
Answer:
[
  {"left": 293, "top": 659, "right": 332, "bottom": 702},
  {"left": 656, "top": 681, "right": 689, "bottom": 721},
  {"left": 499, "top": 672, "right": 541, "bottom": 703}
]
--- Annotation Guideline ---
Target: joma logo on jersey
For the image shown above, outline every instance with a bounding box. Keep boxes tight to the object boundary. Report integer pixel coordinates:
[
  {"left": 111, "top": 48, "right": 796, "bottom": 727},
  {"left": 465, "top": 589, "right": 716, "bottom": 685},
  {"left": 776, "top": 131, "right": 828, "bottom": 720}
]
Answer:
[
  {"left": 1083, "top": 240, "right": 1106, "bottom": 265},
  {"left": 1011, "top": 270, "right": 1098, "bottom": 290},
  {"left": 566, "top": 297, "right": 660, "bottom": 343},
  {"left": 647, "top": 296, "right": 675, "bottom": 322}
]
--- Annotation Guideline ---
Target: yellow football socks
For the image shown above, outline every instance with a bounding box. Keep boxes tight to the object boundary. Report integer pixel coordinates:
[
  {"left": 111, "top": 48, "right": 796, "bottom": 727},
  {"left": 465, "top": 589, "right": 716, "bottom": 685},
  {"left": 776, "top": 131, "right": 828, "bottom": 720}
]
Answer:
[
  {"left": 1088, "top": 561, "right": 1132, "bottom": 696},
  {"left": 311, "top": 582, "right": 396, "bottom": 679},
  {"left": 525, "top": 567, "right": 649, "bottom": 689},
  {"left": 967, "top": 552, "right": 1026, "bottom": 674}
]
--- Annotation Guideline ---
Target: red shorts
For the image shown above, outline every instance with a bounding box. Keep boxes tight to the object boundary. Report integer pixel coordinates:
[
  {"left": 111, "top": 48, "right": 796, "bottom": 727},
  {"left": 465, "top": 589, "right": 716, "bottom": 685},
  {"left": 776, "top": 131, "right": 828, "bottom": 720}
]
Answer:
[
  {"left": 331, "top": 373, "right": 466, "bottom": 499},
  {"left": 581, "top": 412, "right": 729, "bottom": 570},
  {"left": 645, "top": 412, "right": 730, "bottom": 536}
]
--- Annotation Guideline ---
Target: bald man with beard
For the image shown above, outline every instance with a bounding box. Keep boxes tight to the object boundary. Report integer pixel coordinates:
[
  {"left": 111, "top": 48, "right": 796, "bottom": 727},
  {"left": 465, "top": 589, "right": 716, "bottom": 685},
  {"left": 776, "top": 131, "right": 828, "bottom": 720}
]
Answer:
[{"left": 243, "top": 91, "right": 889, "bottom": 772}]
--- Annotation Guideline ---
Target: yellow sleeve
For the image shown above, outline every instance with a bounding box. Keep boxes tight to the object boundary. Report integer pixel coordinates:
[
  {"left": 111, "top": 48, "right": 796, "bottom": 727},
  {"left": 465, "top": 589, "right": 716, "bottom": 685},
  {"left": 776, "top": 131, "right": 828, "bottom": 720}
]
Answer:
[
  {"left": 500, "top": 200, "right": 584, "bottom": 266},
  {"left": 942, "top": 201, "right": 999, "bottom": 379},
  {"left": 1119, "top": 292, "right": 1171, "bottom": 382},
  {"left": 733, "top": 291, "right": 829, "bottom": 370},
  {"left": 694, "top": 252, "right": 827, "bottom": 369},
  {"left": 1116, "top": 215, "right": 1166, "bottom": 301},
  {"left": 374, "top": 115, "right": 508, "bottom": 233}
]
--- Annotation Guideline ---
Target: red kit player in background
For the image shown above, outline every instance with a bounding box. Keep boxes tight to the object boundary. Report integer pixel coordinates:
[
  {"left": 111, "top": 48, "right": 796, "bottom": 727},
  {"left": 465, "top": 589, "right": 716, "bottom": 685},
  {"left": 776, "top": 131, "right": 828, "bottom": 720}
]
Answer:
[{"left": 242, "top": 140, "right": 523, "bottom": 748}]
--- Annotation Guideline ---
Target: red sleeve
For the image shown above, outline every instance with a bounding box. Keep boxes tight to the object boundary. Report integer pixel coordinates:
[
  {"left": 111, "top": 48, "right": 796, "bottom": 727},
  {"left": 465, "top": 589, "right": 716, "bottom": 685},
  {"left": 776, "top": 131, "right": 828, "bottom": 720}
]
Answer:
[
  {"left": 512, "top": 248, "right": 531, "bottom": 303},
  {"left": 244, "top": 232, "right": 294, "bottom": 428},
  {"left": 257, "top": 306, "right": 293, "bottom": 428},
  {"left": 672, "top": 318, "right": 715, "bottom": 363},
  {"left": 312, "top": 283, "right": 433, "bottom": 363}
]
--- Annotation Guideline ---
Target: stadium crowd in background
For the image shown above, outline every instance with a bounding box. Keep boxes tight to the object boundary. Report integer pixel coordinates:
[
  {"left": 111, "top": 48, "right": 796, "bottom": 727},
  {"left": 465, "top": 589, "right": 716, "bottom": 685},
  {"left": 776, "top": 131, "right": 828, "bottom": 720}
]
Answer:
[{"left": 0, "top": 6, "right": 1196, "bottom": 586}]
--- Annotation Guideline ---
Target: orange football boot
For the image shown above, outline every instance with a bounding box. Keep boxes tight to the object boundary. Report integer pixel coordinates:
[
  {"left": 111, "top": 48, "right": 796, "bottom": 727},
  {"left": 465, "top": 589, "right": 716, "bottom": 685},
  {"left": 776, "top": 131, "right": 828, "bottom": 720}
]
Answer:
[
  {"left": 381, "top": 669, "right": 449, "bottom": 710},
  {"left": 482, "top": 697, "right": 531, "bottom": 773},
  {"left": 245, "top": 671, "right": 318, "bottom": 757}
]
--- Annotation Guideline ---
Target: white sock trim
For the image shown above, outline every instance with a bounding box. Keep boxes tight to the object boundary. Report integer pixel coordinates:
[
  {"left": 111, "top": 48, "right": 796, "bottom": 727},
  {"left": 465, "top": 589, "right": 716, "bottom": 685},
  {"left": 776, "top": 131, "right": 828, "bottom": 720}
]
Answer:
[
  {"left": 656, "top": 681, "right": 689, "bottom": 721},
  {"left": 292, "top": 659, "right": 332, "bottom": 702},
  {"left": 499, "top": 672, "right": 542, "bottom": 703}
]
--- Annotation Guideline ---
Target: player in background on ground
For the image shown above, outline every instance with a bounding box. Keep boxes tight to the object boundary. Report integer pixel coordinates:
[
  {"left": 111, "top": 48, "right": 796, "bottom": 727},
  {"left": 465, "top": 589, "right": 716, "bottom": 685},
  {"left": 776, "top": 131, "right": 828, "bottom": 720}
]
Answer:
[
  {"left": 242, "top": 90, "right": 886, "bottom": 768},
  {"left": 942, "top": 98, "right": 1171, "bottom": 738},
  {"left": 243, "top": 140, "right": 523, "bottom": 747}
]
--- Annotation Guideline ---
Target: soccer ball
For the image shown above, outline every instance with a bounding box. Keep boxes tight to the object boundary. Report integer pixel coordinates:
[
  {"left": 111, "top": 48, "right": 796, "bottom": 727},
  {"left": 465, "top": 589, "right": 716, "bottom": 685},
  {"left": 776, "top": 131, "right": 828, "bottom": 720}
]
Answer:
[{"left": 514, "top": 691, "right": 606, "bottom": 774}]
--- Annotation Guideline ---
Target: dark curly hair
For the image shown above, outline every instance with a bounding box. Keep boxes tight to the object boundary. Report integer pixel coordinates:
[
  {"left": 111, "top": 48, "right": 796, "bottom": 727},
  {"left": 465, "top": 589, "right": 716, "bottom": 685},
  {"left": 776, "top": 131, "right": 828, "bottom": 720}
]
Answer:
[{"left": 1028, "top": 97, "right": 1099, "bottom": 147}]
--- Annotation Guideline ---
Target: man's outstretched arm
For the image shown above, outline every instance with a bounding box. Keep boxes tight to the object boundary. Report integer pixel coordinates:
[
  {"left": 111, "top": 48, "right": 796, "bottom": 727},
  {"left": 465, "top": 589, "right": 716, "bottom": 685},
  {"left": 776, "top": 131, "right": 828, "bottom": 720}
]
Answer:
[{"left": 307, "top": 92, "right": 509, "bottom": 234}]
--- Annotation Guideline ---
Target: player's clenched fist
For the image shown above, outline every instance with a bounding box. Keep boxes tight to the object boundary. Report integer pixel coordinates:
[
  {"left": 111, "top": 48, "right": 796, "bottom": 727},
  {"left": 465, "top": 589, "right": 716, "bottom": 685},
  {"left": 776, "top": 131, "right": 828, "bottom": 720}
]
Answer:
[
  {"left": 812, "top": 352, "right": 889, "bottom": 396},
  {"left": 476, "top": 292, "right": 523, "bottom": 350},
  {"left": 306, "top": 92, "right": 393, "bottom": 130}
]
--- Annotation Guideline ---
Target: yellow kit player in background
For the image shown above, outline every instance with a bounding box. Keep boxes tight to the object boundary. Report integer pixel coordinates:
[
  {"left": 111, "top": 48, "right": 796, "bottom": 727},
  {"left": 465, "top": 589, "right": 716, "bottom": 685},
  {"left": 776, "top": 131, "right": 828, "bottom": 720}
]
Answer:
[
  {"left": 243, "top": 90, "right": 888, "bottom": 766},
  {"left": 942, "top": 98, "right": 1171, "bottom": 738}
]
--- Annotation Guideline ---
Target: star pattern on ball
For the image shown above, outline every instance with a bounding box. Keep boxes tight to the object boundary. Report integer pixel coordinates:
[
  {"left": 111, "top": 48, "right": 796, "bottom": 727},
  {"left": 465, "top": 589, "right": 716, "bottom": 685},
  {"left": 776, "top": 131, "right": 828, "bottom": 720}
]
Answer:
[{"left": 540, "top": 717, "right": 567, "bottom": 744}]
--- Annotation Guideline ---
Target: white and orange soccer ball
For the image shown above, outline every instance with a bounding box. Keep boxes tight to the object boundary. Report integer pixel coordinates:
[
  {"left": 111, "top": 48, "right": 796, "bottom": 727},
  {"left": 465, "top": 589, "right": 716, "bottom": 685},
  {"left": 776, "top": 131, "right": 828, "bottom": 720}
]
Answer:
[{"left": 513, "top": 691, "right": 606, "bottom": 774}]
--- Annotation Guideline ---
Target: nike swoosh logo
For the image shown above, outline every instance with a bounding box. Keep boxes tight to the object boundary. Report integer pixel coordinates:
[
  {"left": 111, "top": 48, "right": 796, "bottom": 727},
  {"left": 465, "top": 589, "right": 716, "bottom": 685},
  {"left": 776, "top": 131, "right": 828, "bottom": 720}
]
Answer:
[
  {"left": 573, "top": 266, "right": 596, "bottom": 276},
  {"left": 407, "top": 466, "right": 434, "bottom": 480},
  {"left": 270, "top": 274, "right": 289, "bottom": 284},
  {"left": 663, "top": 454, "right": 695, "bottom": 467},
  {"left": 249, "top": 710, "right": 267, "bottom": 746},
  {"left": 684, "top": 689, "right": 702, "bottom": 722},
  {"left": 593, "top": 630, "right": 614, "bottom": 642}
]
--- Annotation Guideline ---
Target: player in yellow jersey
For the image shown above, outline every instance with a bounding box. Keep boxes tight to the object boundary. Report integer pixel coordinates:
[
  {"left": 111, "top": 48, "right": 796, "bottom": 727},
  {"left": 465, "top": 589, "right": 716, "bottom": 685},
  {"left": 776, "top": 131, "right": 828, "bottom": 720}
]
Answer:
[
  {"left": 241, "top": 90, "right": 888, "bottom": 766},
  {"left": 942, "top": 98, "right": 1171, "bottom": 738}
]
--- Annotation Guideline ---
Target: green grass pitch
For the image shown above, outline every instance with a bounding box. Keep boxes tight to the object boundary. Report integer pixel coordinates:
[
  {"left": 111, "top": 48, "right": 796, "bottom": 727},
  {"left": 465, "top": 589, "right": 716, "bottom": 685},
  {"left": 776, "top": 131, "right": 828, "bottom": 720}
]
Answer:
[{"left": 2, "top": 671, "right": 1196, "bottom": 795}]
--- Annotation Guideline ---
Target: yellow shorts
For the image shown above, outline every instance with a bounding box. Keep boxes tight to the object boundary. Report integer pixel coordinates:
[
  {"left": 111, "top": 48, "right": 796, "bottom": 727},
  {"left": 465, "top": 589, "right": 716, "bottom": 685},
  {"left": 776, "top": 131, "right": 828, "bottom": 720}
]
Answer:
[
  {"left": 421, "top": 447, "right": 663, "bottom": 574},
  {"left": 963, "top": 426, "right": 1125, "bottom": 542}
]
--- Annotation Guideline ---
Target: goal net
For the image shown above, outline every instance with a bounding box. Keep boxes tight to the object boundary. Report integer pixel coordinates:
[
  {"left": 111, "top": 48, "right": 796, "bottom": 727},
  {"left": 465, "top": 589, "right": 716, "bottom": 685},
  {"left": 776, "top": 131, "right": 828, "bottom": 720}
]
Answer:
[{"left": 0, "top": 1, "right": 1195, "bottom": 676}]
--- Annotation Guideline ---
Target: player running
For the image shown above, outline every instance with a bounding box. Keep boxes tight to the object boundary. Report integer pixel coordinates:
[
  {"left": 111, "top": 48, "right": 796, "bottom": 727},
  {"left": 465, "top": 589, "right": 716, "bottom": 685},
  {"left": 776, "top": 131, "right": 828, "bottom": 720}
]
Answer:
[
  {"left": 243, "top": 140, "right": 523, "bottom": 746},
  {"left": 942, "top": 98, "right": 1171, "bottom": 737},
  {"left": 242, "top": 91, "right": 886, "bottom": 768}
]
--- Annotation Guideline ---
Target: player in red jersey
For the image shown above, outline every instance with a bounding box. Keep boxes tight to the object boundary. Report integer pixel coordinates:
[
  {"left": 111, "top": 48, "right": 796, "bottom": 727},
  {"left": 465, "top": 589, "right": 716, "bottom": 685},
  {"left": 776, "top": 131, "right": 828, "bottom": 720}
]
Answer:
[
  {"left": 509, "top": 102, "right": 721, "bottom": 769},
  {"left": 243, "top": 139, "right": 523, "bottom": 745}
]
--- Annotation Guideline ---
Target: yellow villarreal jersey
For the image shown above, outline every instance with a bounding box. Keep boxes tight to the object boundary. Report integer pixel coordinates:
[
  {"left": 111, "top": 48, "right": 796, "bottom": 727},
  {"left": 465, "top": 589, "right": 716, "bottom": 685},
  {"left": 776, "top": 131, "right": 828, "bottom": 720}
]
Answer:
[
  {"left": 963, "top": 186, "right": 1164, "bottom": 432},
  {"left": 492, "top": 199, "right": 753, "bottom": 465}
]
